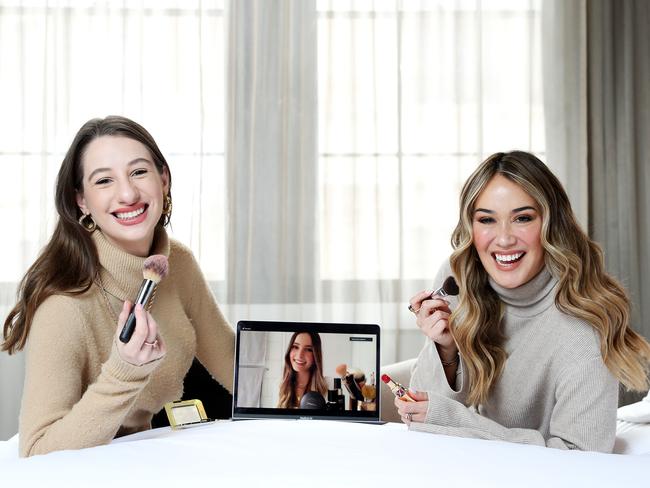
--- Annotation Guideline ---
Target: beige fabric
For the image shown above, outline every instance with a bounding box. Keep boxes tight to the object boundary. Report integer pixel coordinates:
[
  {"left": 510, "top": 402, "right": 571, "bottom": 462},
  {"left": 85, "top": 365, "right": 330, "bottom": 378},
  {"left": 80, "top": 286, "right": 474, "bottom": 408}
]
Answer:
[{"left": 19, "top": 228, "right": 235, "bottom": 457}]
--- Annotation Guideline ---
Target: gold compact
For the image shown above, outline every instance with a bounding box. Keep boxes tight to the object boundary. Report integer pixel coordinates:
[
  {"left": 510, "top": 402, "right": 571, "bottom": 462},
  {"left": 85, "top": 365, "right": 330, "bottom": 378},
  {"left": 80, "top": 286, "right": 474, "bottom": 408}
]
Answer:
[{"left": 164, "top": 399, "right": 212, "bottom": 429}]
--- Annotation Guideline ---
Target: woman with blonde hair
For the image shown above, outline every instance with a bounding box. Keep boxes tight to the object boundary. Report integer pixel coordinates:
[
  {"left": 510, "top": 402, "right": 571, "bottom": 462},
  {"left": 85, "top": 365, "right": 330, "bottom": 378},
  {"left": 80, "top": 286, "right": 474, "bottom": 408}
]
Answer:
[
  {"left": 396, "top": 151, "right": 650, "bottom": 452},
  {"left": 277, "top": 331, "right": 327, "bottom": 408}
]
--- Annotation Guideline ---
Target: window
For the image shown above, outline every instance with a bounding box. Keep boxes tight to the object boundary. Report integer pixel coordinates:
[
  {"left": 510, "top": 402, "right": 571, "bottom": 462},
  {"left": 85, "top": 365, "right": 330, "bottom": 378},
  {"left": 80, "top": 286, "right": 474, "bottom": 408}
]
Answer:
[
  {"left": 317, "top": 0, "right": 545, "bottom": 281},
  {"left": 0, "top": 0, "right": 226, "bottom": 282}
]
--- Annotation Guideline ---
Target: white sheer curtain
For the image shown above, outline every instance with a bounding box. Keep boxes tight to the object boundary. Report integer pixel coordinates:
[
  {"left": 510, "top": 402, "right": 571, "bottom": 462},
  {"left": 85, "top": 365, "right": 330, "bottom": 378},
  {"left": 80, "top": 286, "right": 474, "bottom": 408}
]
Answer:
[
  {"left": 0, "top": 0, "right": 545, "bottom": 440},
  {"left": 225, "top": 0, "right": 544, "bottom": 366},
  {"left": 0, "top": 0, "right": 226, "bottom": 440},
  {"left": 541, "top": 0, "right": 589, "bottom": 227},
  {"left": 315, "top": 0, "right": 545, "bottom": 360}
]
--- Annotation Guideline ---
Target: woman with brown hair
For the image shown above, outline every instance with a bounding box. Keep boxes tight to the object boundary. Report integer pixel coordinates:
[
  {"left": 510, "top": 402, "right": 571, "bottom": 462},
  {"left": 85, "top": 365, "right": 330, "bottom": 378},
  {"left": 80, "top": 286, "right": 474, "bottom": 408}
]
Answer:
[
  {"left": 396, "top": 151, "right": 650, "bottom": 452},
  {"left": 2, "top": 116, "right": 234, "bottom": 457},
  {"left": 277, "top": 331, "right": 327, "bottom": 408}
]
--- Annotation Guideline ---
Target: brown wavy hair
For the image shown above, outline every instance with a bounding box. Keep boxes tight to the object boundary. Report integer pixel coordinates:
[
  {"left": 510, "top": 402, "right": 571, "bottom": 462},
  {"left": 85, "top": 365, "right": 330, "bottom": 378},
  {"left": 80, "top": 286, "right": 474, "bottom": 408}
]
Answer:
[
  {"left": 277, "top": 331, "right": 328, "bottom": 408},
  {"left": 450, "top": 151, "right": 650, "bottom": 406},
  {"left": 2, "top": 116, "right": 172, "bottom": 354}
]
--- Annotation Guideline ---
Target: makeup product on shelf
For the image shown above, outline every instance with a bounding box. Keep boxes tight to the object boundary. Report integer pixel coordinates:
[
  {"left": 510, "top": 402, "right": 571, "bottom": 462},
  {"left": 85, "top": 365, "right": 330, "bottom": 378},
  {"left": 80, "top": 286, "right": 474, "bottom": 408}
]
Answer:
[
  {"left": 335, "top": 364, "right": 365, "bottom": 402},
  {"left": 361, "top": 372, "right": 376, "bottom": 402},
  {"left": 360, "top": 372, "right": 377, "bottom": 411},
  {"left": 381, "top": 374, "right": 415, "bottom": 402},
  {"left": 326, "top": 377, "right": 345, "bottom": 412},
  {"left": 334, "top": 377, "right": 345, "bottom": 410},
  {"left": 351, "top": 369, "right": 365, "bottom": 387},
  {"left": 119, "top": 255, "right": 169, "bottom": 343}
]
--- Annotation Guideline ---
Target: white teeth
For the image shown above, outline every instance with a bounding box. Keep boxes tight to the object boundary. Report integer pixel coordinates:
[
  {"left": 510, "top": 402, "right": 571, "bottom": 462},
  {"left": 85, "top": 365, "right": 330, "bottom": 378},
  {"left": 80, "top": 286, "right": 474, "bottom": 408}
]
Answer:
[
  {"left": 115, "top": 206, "right": 145, "bottom": 220},
  {"left": 495, "top": 252, "right": 524, "bottom": 263}
]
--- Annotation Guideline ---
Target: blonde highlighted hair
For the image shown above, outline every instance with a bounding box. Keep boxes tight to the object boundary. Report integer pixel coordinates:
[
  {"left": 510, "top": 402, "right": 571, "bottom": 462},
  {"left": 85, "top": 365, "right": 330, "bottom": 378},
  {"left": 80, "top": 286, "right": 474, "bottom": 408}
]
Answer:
[{"left": 450, "top": 151, "right": 650, "bottom": 406}]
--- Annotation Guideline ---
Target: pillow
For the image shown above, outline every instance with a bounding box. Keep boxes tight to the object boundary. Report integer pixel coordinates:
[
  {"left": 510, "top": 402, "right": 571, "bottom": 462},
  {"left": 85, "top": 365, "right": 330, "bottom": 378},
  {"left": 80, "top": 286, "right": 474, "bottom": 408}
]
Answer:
[
  {"left": 616, "top": 392, "right": 650, "bottom": 423},
  {"left": 614, "top": 420, "right": 650, "bottom": 455}
]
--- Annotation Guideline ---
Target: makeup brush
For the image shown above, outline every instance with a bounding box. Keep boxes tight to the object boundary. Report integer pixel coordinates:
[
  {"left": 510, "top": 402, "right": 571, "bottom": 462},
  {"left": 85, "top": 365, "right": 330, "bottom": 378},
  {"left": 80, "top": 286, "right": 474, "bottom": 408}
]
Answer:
[
  {"left": 430, "top": 275, "right": 459, "bottom": 299},
  {"left": 361, "top": 372, "right": 376, "bottom": 401},
  {"left": 118, "top": 255, "right": 169, "bottom": 343},
  {"left": 335, "top": 363, "right": 365, "bottom": 401}
]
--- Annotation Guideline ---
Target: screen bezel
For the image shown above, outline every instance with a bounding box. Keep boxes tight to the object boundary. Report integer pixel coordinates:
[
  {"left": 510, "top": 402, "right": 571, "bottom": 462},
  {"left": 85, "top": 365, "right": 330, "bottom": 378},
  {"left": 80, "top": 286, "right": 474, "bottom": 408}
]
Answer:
[{"left": 232, "top": 320, "right": 381, "bottom": 422}]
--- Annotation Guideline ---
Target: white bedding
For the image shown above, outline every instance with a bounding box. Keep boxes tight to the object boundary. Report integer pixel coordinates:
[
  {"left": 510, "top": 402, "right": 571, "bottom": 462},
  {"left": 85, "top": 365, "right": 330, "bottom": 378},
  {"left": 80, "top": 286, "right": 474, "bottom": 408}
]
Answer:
[{"left": 0, "top": 419, "right": 648, "bottom": 487}]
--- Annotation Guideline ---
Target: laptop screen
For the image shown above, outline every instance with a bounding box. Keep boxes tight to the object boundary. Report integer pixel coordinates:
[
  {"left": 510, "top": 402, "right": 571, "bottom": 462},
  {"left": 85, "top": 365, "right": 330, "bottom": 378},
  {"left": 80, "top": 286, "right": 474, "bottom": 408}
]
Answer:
[{"left": 233, "top": 321, "right": 381, "bottom": 421}]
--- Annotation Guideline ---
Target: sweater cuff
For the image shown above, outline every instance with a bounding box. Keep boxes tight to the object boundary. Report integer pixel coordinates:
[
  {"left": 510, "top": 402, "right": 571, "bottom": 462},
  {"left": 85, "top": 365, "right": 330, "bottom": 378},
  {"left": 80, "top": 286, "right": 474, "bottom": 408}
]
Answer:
[
  {"left": 431, "top": 342, "right": 465, "bottom": 396},
  {"left": 424, "top": 391, "right": 457, "bottom": 426},
  {"left": 103, "top": 341, "right": 163, "bottom": 382}
]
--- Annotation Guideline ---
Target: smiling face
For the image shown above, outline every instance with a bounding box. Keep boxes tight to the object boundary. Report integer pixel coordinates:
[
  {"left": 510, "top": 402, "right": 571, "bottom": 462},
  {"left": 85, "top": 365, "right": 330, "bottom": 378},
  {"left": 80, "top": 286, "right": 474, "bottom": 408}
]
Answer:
[
  {"left": 472, "top": 174, "right": 545, "bottom": 289},
  {"left": 289, "top": 333, "right": 315, "bottom": 373},
  {"left": 75, "top": 135, "right": 169, "bottom": 257}
]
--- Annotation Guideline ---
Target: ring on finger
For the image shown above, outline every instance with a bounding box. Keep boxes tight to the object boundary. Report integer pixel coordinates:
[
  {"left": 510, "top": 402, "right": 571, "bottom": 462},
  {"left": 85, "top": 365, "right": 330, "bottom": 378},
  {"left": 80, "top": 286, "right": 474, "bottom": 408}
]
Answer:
[
  {"left": 143, "top": 339, "right": 158, "bottom": 347},
  {"left": 407, "top": 304, "right": 420, "bottom": 314},
  {"left": 406, "top": 412, "right": 413, "bottom": 422}
]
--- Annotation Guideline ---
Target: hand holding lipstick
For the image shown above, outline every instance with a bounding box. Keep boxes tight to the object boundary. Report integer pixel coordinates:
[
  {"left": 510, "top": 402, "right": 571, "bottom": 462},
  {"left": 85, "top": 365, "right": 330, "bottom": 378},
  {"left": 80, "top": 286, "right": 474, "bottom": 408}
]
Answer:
[{"left": 394, "top": 390, "right": 428, "bottom": 425}]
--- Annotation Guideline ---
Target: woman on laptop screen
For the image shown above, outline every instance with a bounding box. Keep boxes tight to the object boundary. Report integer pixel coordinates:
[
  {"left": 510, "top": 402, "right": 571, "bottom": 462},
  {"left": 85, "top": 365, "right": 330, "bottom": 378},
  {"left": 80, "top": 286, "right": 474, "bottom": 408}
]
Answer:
[{"left": 277, "top": 332, "right": 327, "bottom": 408}]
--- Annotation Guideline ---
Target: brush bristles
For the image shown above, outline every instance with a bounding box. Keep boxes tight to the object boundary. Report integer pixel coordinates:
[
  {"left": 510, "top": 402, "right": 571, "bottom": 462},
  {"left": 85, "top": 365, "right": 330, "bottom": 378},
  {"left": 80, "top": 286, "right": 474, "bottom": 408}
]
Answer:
[
  {"left": 350, "top": 368, "right": 365, "bottom": 383},
  {"left": 442, "top": 276, "right": 459, "bottom": 296},
  {"left": 335, "top": 363, "right": 347, "bottom": 377},
  {"left": 143, "top": 255, "right": 169, "bottom": 283}
]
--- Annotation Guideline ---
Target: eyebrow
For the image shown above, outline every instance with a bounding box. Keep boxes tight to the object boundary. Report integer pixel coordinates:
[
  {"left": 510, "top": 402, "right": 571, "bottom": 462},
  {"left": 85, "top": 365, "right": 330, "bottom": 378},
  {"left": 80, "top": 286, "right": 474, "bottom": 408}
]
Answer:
[
  {"left": 86, "top": 158, "right": 152, "bottom": 182},
  {"left": 474, "top": 206, "right": 537, "bottom": 214}
]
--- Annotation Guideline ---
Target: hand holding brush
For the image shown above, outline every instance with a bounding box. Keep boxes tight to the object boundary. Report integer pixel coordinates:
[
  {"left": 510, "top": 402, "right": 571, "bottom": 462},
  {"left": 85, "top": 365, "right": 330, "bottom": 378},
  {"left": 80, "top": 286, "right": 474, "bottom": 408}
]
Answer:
[
  {"left": 407, "top": 276, "right": 459, "bottom": 315},
  {"left": 115, "top": 255, "right": 169, "bottom": 366},
  {"left": 119, "top": 255, "right": 169, "bottom": 343},
  {"left": 408, "top": 275, "right": 460, "bottom": 359},
  {"left": 115, "top": 301, "right": 167, "bottom": 366}
]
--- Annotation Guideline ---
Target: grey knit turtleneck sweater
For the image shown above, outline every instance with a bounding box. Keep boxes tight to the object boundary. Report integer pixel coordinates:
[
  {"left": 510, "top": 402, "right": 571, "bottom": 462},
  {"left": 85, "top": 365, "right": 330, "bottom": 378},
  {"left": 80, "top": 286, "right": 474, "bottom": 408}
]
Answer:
[{"left": 409, "top": 261, "right": 618, "bottom": 452}]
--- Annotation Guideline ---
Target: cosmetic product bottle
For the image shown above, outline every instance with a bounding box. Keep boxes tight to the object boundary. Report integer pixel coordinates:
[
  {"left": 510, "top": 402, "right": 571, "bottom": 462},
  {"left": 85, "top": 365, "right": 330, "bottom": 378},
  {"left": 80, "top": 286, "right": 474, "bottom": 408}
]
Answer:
[
  {"left": 334, "top": 377, "right": 345, "bottom": 411},
  {"left": 326, "top": 389, "right": 338, "bottom": 411},
  {"left": 361, "top": 372, "right": 377, "bottom": 411}
]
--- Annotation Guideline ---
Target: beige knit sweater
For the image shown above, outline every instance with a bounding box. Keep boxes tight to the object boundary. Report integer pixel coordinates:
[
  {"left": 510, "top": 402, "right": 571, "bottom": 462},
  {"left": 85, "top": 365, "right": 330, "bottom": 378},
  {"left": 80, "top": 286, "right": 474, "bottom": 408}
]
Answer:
[{"left": 19, "top": 228, "right": 235, "bottom": 457}]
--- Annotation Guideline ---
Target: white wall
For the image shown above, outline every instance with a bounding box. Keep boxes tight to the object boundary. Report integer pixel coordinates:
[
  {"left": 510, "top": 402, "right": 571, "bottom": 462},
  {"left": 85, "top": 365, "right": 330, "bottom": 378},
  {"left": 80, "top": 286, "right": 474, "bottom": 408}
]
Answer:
[{"left": 0, "top": 351, "right": 24, "bottom": 440}]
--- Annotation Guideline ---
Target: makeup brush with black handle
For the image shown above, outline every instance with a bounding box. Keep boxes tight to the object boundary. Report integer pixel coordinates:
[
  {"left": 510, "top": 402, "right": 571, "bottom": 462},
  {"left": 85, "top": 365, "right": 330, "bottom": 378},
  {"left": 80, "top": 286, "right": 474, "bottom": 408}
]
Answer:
[
  {"left": 429, "top": 275, "right": 459, "bottom": 299},
  {"left": 118, "top": 254, "right": 169, "bottom": 343}
]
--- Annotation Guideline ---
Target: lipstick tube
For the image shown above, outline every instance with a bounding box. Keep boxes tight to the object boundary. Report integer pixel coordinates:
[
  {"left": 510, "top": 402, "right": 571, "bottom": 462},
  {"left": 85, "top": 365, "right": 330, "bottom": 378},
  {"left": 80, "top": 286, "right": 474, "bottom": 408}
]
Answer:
[{"left": 381, "top": 374, "right": 415, "bottom": 402}]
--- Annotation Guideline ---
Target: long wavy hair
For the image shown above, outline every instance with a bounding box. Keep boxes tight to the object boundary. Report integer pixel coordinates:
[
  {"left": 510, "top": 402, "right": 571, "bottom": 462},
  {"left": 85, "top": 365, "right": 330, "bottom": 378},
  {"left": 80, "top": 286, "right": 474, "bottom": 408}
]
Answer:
[
  {"left": 2, "top": 116, "right": 173, "bottom": 354},
  {"left": 277, "top": 331, "right": 328, "bottom": 408},
  {"left": 450, "top": 151, "right": 650, "bottom": 406}
]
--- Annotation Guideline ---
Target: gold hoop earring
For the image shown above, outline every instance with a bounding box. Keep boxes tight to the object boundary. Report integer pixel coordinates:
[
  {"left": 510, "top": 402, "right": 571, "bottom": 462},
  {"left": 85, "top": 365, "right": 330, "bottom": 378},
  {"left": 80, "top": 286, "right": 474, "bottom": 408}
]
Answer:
[
  {"left": 162, "top": 195, "right": 172, "bottom": 216},
  {"left": 78, "top": 213, "right": 97, "bottom": 232}
]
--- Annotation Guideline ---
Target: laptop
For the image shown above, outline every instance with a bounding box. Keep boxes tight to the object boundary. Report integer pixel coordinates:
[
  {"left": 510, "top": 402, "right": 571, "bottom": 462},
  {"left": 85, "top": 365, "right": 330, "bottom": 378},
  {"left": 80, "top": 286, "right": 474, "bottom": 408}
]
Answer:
[{"left": 232, "top": 320, "right": 381, "bottom": 422}]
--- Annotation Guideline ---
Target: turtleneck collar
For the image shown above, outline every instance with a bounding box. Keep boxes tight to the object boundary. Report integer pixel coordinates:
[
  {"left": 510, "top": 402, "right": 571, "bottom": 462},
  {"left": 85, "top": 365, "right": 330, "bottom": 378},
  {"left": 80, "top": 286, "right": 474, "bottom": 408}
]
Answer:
[
  {"left": 92, "top": 227, "right": 170, "bottom": 301},
  {"left": 488, "top": 267, "right": 557, "bottom": 317}
]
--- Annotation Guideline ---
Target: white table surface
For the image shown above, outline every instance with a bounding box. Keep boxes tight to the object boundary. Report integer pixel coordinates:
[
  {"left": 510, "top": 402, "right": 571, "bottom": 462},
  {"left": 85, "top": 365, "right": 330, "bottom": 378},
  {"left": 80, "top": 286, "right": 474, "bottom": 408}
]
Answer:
[{"left": 1, "top": 419, "right": 648, "bottom": 487}]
